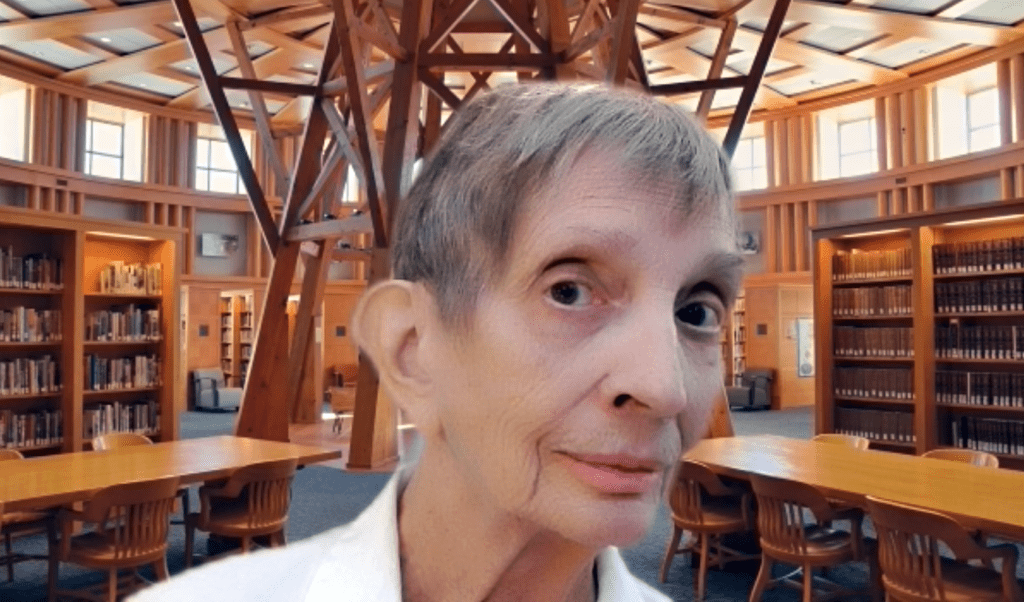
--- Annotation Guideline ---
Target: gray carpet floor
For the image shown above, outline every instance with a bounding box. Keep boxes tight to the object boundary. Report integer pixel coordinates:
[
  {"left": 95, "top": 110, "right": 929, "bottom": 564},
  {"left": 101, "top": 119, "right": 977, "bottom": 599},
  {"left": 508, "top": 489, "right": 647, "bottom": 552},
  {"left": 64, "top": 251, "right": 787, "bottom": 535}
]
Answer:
[{"left": 0, "top": 406, "right": 996, "bottom": 601}]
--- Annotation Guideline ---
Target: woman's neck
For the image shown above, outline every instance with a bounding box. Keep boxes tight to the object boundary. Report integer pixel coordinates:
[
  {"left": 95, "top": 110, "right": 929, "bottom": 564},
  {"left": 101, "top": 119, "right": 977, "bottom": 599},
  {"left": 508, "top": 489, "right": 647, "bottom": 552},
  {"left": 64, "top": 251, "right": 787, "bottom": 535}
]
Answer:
[{"left": 398, "top": 449, "right": 599, "bottom": 602}]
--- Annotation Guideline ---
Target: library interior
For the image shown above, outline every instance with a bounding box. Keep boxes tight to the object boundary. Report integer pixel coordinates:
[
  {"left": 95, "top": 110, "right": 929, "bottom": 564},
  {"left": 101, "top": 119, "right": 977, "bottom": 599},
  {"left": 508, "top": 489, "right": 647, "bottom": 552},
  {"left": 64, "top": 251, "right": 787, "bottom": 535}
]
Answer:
[{"left": 1, "top": 0, "right": 1024, "bottom": 599}]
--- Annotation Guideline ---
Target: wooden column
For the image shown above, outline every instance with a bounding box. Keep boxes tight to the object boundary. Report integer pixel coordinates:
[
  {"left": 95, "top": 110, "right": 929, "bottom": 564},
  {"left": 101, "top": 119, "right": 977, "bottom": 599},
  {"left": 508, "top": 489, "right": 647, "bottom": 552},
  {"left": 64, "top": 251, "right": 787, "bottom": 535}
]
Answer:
[{"left": 997, "top": 58, "right": 1013, "bottom": 146}]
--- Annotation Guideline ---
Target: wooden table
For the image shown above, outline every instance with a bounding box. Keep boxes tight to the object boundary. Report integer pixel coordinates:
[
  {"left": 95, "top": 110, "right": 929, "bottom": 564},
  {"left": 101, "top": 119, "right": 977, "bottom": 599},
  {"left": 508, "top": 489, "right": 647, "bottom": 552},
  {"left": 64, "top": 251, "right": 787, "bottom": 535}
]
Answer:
[
  {"left": 0, "top": 436, "right": 342, "bottom": 512},
  {"left": 685, "top": 435, "right": 1024, "bottom": 540}
]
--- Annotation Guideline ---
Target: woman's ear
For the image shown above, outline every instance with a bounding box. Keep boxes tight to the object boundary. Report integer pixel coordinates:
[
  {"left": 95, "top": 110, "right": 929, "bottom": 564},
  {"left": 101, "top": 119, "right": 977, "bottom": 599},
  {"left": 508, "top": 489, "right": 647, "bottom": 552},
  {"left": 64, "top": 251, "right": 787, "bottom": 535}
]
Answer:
[{"left": 351, "top": 280, "right": 437, "bottom": 428}]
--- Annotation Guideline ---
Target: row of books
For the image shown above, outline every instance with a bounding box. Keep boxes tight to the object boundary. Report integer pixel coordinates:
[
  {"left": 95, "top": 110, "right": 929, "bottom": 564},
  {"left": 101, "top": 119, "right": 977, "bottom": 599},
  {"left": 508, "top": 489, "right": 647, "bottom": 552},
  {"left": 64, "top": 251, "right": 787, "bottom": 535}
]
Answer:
[
  {"left": 85, "top": 305, "right": 161, "bottom": 342},
  {"left": 835, "top": 407, "right": 916, "bottom": 443},
  {"left": 935, "top": 370, "right": 1024, "bottom": 407},
  {"left": 834, "top": 326, "right": 914, "bottom": 358},
  {"left": 948, "top": 416, "right": 1024, "bottom": 456},
  {"left": 833, "top": 248, "right": 913, "bottom": 281},
  {"left": 934, "top": 278, "right": 1024, "bottom": 314},
  {"left": 0, "top": 356, "right": 61, "bottom": 396},
  {"left": 833, "top": 285, "right": 913, "bottom": 317},
  {"left": 933, "top": 237, "right": 1024, "bottom": 275},
  {"left": 0, "top": 408, "right": 62, "bottom": 449},
  {"left": 0, "top": 307, "right": 62, "bottom": 342},
  {"left": 98, "top": 261, "right": 163, "bottom": 295},
  {"left": 83, "top": 399, "right": 159, "bottom": 440},
  {"left": 935, "top": 324, "right": 1024, "bottom": 360},
  {"left": 84, "top": 354, "right": 161, "bottom": 391},
  {"left": 0, "top": 246, "right": 63, "bottom": 290},
  {"left": 834, "top": 367, "right": 914, "bottom": 400}
]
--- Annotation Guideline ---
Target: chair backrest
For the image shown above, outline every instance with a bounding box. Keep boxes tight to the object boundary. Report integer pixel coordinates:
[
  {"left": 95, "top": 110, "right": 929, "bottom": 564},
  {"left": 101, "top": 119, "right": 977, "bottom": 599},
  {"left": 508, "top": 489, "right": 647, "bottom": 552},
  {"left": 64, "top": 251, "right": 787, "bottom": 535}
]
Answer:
[
  {"left": 813, "top": 433, "right": 870, "bottom": 450},
  {"left": 749, "top": 474, "right": 835, "bottom": 556},
  {"left": 0, "top": 449, "right": 25, "bottom": 461},
  {"left": 922, "top": 448, "right": 999, "bottom": 468},
  {"left": 220, "top": 458, "right": 298, "bottom": 531},
  {"left": 669, "top": 460, "right": 739, "bottom": 525},
  {"left": 92, "top": 432, "right": 153, "bottom": 451},
  {"left": 82, "top": 476, "right": 181, "bottom": 561},
  {"left": 866, "top": 495, "right": 1010, "bottom": 602},
  {"left": 741, "top": 369, "right": 773, "bottom": 407}
]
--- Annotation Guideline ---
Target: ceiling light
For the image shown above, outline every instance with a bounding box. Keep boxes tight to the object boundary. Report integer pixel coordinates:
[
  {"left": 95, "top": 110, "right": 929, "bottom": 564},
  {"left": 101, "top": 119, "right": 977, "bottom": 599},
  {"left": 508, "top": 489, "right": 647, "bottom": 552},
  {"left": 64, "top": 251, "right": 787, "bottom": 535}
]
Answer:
[
  {"left": 139, "top": 83, "right": 147, "bottom": 87},
  {"left": 100, "top": 36, "right": 111, "bottom": 43},
  {"left": 172, "top": 21, "right": 182, "bottom": 27},
  {"left": 302, "top": 63, "right": 314, "bottom": 69},
  {"left": 185, "top": 65, "right": 194, "bottom": 71}
]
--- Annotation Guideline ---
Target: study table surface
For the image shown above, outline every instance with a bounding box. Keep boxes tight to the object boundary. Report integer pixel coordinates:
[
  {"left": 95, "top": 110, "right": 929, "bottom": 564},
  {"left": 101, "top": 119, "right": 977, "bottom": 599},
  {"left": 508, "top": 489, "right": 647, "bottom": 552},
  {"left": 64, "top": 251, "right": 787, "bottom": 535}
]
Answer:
[
  {"left": 0, "top": 436, "right": 342, "bottom": 512},
  {"left": 685, "top": 435, "right": 1024, "bottom": 541}
]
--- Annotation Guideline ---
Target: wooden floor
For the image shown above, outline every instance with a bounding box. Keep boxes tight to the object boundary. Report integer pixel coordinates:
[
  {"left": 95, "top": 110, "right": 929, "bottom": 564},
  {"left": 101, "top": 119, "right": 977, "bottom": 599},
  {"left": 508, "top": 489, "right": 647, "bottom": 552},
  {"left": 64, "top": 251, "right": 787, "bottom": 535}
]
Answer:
[{"left": 288, "top": 413, "right": 414, "bottom": 472}]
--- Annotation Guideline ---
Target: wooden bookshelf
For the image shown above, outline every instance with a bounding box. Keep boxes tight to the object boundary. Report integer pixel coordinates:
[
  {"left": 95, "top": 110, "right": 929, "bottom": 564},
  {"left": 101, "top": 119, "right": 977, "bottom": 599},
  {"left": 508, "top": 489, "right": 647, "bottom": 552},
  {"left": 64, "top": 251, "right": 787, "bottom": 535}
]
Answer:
[
  {"left": 218, "top": 290, "right": 254, "bottom": 388},
  {"left": 722, "top": 291, "right": 745, "bottom": 386},
  {"left": 813, "top": 198, "right": 1024, "bottom": 464},
  {"left": 0, "top": 206, "right": 180, "bottom": 454}
]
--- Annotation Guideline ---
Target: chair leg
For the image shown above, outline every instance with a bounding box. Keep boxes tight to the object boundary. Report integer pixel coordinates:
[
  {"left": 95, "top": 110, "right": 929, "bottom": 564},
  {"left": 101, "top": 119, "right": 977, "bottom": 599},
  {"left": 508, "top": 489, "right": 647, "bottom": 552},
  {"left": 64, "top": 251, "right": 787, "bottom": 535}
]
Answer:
[
  {"left": 270, "top": 530, "right": 285, "bottom": 547},
  {"left": 241, "top": 536, "right": 251, "bottom": 554},
  {"left": 107, "top": 569, "right": 117, "bottom": 602},
  {"left": 184, "top": 521, "right": 195, "bottom": 568},
  {"left": 659, "top": 525, "right": 683, "bottom": 583},
  {"left": 749, "top": 555, "right": 772, "bottom": 602},
  {"left": 696, "top": 533, "right": 710, "bottom": 602},
  {"left": 802, "top": 564, "right": 813, "bottom": 602},
  {"left": 47, "top": 538, "right": 59, "bottom": 602},
  {"left": 154, "top": 557, "right": 170, "bottom": 581},
  {"left": 5, "top": 531, "right": 13, "bottom": 582}
]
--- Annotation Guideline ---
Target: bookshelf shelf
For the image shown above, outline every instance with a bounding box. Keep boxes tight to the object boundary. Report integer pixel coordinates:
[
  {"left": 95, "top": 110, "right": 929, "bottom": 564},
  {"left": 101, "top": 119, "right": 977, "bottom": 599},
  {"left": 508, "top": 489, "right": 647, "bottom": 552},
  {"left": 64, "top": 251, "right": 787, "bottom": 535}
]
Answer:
[
  {"left": 0, "top": 391, "right": 62, "bottom": 401},
  {"left": 814, "top": 198, "right": 1024, "bottom": 465},
  {"left": 0, "top": 341, "right": 61, "bottom": 348},
  {"left": 82, "top": 387, "right": 161, "bottom": 396},
  {"left": 833, "top": 356, "right": 914, "bottom": 363},
  {"left": 832, "top": 276, "right": 914, "bottom": 287},
  {"left": 0, "top": 288, "right": 63, "bottom": 296},
  {"left": 83, "top": 340, "right": 163, "bottom": 347},
  {"left": 933, "top": 268, "right": 1024, "bottom": 281},
  {"left": 935, "top": 358, "right": 1024, "bottom": 366}
]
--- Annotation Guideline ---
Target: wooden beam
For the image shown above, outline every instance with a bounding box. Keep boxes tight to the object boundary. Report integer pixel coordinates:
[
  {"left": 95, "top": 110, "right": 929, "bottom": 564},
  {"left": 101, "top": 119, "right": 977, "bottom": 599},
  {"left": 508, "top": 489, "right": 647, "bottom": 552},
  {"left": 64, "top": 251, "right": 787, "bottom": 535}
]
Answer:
[
  {"left": 419, "top": 53, "right": 553, "bottom": 69},
  {"left": 173, "top": 0, "right": 279, "bottom": 254},
  {"left": 420, "top": 0, "right": 482, "bottom": 52},
  {"left": 0, "top": 3, "right": 176, "bottom": 44},
  {"left": 650, "top": 76, "right": 746, "bottom": 95},
  {"left": 785, "top": 0, "right": 1021, "bottom": 47},
  {"left": 332, "top": 0, "right": 388, "bottom": 247},
  {"left": 225, "top": 19, "right": 291, "bottom": 195},
  {"left": 382, "top": 0, "right": 432, "bottom": 231},
  {"left": 696, "top": 17, "right": 737, "bottom": 120},
  {"left": 418, "top": 67, "right": 463, "bottom": 109},
  {"left": 288, "top": 241, "right": 333, "bottom": 423},
  {"left": 723, "top": 0, "right": 792, "bottom": 156},
  {"left": 235, "top": 27, "right": 338, "bottom": 442},
  {"left": 219, "top": 76, "right": 319, "bottom": 96},
  {"left": 485, "top": 0, "right": 550, "bottom": 53},
  {"left": 607, "top": 0, "right": 641, "bottom": 84}
]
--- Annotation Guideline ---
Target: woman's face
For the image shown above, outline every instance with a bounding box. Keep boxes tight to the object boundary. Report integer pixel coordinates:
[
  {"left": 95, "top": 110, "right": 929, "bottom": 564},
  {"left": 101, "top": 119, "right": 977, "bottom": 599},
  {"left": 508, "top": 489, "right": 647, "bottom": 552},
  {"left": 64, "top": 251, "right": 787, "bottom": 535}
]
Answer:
[{"left": 422, "top": 152, "right": 742, "bottom": 547}]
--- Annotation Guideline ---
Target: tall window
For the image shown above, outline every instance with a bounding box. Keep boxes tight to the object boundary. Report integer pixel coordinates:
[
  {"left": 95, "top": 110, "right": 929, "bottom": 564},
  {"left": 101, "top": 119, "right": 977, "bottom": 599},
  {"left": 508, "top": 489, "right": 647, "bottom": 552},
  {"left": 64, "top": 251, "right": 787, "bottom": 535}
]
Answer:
[
  {"left": 0, "top": 75, "right": 29, "bottom": 162},
  {"left": 731, "top": 136, "right": 768, "bottom": 191},
  {"left": 838, "top": 117, "right": 876, "bottom": 178},
  {"left": 85, "top": 119, "right": 125, "bottom": 179},
  {"left": 195, "top": 123, "right": 252, "bottom": 194},
  {"left": 85, "top": 102, "right": 145, "bottom": 181},
  {"left": 966, "top": 87, "right": 999, "bottom": 152}
]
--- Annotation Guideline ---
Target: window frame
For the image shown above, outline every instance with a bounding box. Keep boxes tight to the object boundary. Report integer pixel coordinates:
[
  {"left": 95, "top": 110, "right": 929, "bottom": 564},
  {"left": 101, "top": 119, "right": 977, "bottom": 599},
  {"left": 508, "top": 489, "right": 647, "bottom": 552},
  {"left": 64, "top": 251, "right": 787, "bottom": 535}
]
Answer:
[
  {"left": 965, "top": 86, "right": 999, "bottom": 153},
  {"left": 195, "top": 135, "right": 245, "bottom": 194},
  {"left": 837, "top": 117, "right": 877, "bottom": 178},
  {"left": 84, "top": 117, "right": 126, "bottom": 180},
  {"left": 731, "top": 136, "right": 768, "bottom": 192}
]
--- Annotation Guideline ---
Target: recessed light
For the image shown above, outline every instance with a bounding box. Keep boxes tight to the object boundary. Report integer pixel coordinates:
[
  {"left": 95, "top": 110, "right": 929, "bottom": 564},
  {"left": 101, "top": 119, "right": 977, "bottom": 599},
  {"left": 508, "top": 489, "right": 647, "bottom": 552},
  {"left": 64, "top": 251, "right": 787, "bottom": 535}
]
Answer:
[
  {"left": 100, "top": 36, "right": 111, "bottom": 43},
  {"left": 302, "top": 63, "right": 314, "bottom": 69},
  {"left": 172, "top": 21, "right": 182, "bottom": 27},
  {"left": 139, "top": 83, "right": 147, "bottom": 87},
  {"left": 185, "top": 65, "right": 194, "bottom": 71}
]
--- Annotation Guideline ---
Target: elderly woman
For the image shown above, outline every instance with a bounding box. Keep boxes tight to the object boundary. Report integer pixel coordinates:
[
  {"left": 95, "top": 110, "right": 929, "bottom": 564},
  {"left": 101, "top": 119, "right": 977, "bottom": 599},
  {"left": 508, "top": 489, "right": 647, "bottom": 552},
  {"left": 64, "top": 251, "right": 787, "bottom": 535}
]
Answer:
[{"left": 133, "top": 82, "right": 742, "bottom": 602}]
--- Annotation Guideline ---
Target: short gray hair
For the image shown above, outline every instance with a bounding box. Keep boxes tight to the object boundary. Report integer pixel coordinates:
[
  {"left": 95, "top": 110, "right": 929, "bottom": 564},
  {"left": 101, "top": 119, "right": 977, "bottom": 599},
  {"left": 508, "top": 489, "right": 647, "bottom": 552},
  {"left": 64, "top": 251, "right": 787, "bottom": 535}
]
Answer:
[{"left": 391, "top": 82, "right": 734, "bottom": 325}]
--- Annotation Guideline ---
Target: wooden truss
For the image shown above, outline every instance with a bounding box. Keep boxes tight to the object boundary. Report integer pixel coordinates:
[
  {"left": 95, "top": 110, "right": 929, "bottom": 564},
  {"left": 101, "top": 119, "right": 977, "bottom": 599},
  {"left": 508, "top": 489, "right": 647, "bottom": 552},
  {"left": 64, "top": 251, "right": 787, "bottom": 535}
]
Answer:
[{"left": 172, "top": 0, "right": 792, "bottom": 468}]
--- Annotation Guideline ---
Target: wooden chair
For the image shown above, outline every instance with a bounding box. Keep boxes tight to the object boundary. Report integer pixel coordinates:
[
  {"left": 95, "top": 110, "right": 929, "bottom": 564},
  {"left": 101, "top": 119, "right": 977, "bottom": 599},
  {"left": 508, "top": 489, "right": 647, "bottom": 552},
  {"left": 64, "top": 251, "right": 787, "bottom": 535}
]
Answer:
[
  {"left": 748, "top": 474, "right": 879, "bottom": 602},
  {"left": 49, "top": 476, "right": 181, "bottom": 602},
  {"left": 922, "top": 448, "right": 999, "bottom": 468},
  {"left": 184, "top": 458, "right": 298, "bottom": 567},
  {"left": 0, "top": 449, "right": 54, "bottom": 583},
  {"left": 812, "top": 433, "right": 871, "bottom": 450},
  {"left": 660, "top": 460, "right": 759, "bottom": 600},
  {"left": 866, "top": 495, "right": 1023, "bottom": 602},
  {"left": 91, "top": 433, "right": 191, "bottom": 522}
]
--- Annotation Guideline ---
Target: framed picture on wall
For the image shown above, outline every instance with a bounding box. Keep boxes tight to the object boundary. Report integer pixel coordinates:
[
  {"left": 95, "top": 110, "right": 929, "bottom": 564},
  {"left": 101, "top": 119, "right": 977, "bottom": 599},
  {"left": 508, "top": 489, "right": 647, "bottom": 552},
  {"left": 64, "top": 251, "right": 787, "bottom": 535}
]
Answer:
[
  {"left": 198, "top": 233, "right": 239, "bottom": 257},
  {"left": 739, "top": 231, "right": 760, "bottom": 254}
]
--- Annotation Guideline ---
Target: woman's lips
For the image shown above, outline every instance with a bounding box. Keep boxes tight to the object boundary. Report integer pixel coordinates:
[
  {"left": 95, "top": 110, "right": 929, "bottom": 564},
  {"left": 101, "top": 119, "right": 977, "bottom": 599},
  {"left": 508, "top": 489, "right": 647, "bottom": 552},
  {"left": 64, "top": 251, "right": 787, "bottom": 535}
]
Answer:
[{"left": 558, "top": 452, "right": 663, "bottom": 495}]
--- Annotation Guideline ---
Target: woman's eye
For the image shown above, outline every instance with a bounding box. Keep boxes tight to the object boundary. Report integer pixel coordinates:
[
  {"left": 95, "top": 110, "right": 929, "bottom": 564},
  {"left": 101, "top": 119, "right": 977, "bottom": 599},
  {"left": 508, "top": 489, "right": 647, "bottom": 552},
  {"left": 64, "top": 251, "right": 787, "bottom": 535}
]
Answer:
[
  {"left": 548, "top": 281, "right": 593, "bottom": 307},
  {"left": 676, "top": 302, "right": 720, "bottom": 329}
]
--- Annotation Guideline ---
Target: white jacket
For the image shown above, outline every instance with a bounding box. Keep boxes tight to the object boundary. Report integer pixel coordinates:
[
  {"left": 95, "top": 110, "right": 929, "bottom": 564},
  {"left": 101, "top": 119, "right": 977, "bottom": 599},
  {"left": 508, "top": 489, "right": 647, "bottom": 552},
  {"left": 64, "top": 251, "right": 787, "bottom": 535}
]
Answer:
[{"left": 130, "top": 474, "right": 668, "bottom": 601}]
